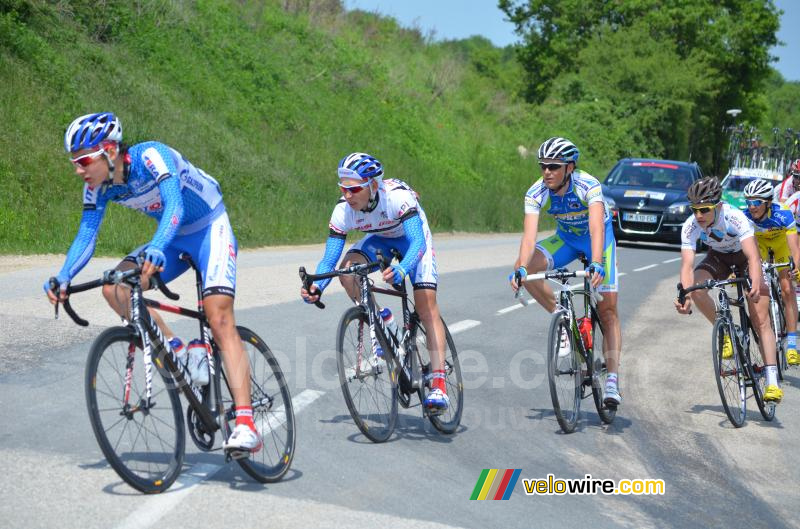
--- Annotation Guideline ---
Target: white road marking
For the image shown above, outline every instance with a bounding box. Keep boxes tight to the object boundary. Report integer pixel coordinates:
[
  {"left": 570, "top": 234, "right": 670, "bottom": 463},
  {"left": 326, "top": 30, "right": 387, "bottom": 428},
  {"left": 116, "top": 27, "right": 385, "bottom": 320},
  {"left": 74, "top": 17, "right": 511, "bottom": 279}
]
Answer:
[
  {"left": 633, "top": 264, "right": 658, "bottom": 272},
  {"left": 497, "top": 303, "right": 526, "bottom": 315},
  {"left": 618, "top": 272, "right": 627, "bottom": 277},
  {"left": 114, "top": 389, "right": 325, "bottom": 529},
  {"left": 662, "top": 257, "right": 682, "bottom": 263},
  {"left": 447, "top": 319, "right": 481, "bottom": 334}
]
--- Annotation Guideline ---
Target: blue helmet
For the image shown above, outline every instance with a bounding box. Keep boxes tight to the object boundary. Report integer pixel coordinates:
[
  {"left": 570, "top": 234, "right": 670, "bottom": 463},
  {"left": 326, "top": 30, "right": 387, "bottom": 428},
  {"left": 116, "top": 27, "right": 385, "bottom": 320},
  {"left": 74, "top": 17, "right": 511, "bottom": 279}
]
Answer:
[
  {"left": 337, "top": 152, "right": 383, "bottom": 180},
  {"left": 538, "top": 137, "right": 579, "bottom": 164},
  {"left": 64, "top": 112, "right": 122, "bottom": 153}
]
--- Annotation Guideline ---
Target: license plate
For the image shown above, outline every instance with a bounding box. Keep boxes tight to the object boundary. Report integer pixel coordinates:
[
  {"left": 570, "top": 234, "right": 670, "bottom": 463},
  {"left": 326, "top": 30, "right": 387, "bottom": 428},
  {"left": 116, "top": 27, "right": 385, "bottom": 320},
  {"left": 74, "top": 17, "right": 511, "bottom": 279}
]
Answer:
[{"left": 623, "top": 212, "right": 657, "bottom": 223}]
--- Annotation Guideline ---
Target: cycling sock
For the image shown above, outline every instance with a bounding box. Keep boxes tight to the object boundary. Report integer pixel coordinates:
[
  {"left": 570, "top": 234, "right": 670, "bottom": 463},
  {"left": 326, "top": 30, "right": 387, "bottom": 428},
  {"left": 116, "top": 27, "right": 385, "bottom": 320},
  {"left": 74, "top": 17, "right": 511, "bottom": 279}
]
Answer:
[
  {"left": 788, "top": 332, "right": 797, "bottom": 350},
  {"left": 432, "top": 370, "right": 447, "bottom": 392},
  {"left": 766, "top": 365, "right": 778, "bottom": 387},
  {"left": 606, "top": 372, "right": 618, "bottom": 387},
  {"left": 235, "top": 406, "right": 256, "bottom": 431}
]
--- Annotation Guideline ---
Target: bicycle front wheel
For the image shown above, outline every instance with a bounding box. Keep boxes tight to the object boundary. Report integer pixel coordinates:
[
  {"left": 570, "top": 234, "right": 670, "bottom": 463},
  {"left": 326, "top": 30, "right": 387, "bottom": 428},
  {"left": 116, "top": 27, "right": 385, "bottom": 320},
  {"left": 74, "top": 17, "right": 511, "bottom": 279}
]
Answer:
[
  {"left": 337, "top": 306, "right": 398, "bottom": 443},
  {"left": 412, "top": 317, "right": 463, "bottom": 434},
  {"left": 85, "top": 326, "right": 184, "bottom": 493},
  {"left": 741, "top": 324, "right": 775, "bottom": 422},
  {"left": 547, "top": 312, "right": 581, "bottom": 433},
  {"left": 219, "top": 327, "right": 296, "bottom": 482},
  {"left": 712, "top": 320, "right": 745, "bottom": 427}
]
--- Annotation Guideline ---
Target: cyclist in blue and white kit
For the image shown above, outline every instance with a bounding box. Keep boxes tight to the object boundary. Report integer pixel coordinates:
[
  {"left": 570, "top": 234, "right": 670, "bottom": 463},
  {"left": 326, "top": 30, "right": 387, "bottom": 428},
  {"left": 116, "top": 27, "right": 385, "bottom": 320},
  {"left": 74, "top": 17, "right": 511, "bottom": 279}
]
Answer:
[
  {"left": 509, "top": 137, "right": 623, "bottom": 407},
  {"left": 44, "top": 113, "right": 262, "bottom": 453},
  {"left": 300, "top": 153, "right": 450, "bottom": 410}
]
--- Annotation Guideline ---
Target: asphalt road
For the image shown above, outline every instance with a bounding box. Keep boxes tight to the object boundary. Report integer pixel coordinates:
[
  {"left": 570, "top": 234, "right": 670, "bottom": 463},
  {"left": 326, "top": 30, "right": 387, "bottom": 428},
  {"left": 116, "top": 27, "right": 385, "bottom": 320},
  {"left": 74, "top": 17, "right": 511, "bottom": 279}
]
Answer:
[{"left": 1, "top": 236, "right": 799, "bottom": 529}]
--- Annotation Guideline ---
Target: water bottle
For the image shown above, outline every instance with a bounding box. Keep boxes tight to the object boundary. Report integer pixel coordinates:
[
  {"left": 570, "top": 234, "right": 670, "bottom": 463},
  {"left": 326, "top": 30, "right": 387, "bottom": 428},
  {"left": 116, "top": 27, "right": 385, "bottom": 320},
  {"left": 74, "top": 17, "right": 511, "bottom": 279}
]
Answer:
[
  {"left": 578, "top": 317, "right": 593, "bottom": 351},
  {"left": 169, "top": 337, "right": 187, "bottom": 367},
  {"left": 186, "top": 339, "right": 210, "bottom": 386},
  {"left": 380, "top": 308, "right": 399, "bottom": 344}
]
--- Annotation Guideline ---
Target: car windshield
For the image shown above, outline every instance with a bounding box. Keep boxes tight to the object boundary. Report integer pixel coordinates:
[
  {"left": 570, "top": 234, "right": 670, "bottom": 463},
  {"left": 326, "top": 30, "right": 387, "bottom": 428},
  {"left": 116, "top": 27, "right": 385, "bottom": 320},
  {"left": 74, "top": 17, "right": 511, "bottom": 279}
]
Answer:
[
  {"left": 722, "top": 176, "right": 756, "bottom": 192},
  {"left": 606, "top": 162, "right": 694, "bottom": 190}
]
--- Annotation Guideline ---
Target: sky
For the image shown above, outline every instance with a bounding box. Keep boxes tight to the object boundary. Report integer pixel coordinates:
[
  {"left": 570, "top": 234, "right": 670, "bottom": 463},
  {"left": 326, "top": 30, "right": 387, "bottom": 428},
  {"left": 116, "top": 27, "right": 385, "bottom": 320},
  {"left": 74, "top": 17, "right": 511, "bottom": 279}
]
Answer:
[{"left": 343, "top": 0, "right": 800, "bottom": 81}]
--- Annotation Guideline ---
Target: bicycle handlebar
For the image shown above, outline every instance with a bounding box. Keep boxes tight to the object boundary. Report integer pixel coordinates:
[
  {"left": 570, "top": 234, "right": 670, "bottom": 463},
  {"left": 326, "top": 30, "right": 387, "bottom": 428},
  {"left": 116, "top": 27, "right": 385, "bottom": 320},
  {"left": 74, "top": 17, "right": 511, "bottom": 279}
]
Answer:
[
  {"left": 676, "top": 275, "right": 752, "bottom": 314},
  {"left": 299, "top": 250, "right": 393, "bottom": 310},
  {"left": 516, "top": 268, "right": 604, "bottom": 305},
  {"left": 50, "top": 267, "right": 179, "bottom": 327}
]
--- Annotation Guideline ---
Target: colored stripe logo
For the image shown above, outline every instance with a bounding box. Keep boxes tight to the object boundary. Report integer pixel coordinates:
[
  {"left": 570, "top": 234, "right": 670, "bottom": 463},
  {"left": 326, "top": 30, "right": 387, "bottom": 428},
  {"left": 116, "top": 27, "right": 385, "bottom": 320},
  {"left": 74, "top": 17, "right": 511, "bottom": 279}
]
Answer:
[{"left": 470, "top": 469, "right": 522, "bottom": 500}]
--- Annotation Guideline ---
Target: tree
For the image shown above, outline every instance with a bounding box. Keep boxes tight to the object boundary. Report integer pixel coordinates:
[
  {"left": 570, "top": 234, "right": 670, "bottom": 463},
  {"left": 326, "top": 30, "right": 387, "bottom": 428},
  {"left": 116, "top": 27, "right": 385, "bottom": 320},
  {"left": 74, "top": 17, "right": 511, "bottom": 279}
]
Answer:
[{"left": 499, "top": 0, "right": 780, "bottom": 171}]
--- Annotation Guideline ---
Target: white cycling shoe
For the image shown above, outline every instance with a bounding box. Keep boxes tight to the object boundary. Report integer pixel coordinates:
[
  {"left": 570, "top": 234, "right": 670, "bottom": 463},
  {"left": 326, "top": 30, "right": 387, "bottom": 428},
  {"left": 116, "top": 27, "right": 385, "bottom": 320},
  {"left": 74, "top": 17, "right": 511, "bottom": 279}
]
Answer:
[
  {"left": 223, "top": 424, "right": 263, "bottom": 456},
  {"left": 558, "top": 327, "right": 571, "bottom": 358}
]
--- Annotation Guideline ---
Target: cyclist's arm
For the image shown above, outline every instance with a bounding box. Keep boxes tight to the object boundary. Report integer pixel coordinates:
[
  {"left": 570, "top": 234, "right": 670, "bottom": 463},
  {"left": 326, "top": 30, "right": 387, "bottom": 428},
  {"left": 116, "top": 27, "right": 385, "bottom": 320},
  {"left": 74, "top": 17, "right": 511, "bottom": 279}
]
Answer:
[
  {"left": 679, "top": 248, "right": 696, "bottom": 289},
  {"left": 587, "top": 201, "right": 605, "bottom": 264},
  {"left": 312, "top": 232, "right": 346, "bottom": 292},
  {"left": 515, "top": 213, "right": 539, "bottom": 268},
  {"left": 147, "top": 175, "right": 184, "bottom": 252},
  {"left": 56, "top": 207, "right": 106, "bottom": 283},
  {"left": 741, "top": 236, "right": 763, "bottom": 287},
  {"left": 787, "top": 230, "right": 800, "bottom": 269},
  {"left": 392, "top": 212, "right": 426, "bottom": 275}
]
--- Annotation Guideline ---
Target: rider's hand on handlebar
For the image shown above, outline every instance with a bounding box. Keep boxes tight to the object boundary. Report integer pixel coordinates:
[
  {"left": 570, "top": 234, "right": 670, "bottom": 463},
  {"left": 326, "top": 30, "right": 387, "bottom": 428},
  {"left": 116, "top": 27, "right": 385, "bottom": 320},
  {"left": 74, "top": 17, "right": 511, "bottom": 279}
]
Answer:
[
  {"left": 674, "top": 296, "right": 692, "bottom": 315},
  {"left": 301, "top": 284, "right": 321, "bottom": 304},
  {"left": 44, "top": 276, "right": 69, "bottom": 305},
  {"left": 587, "top": 261, "right": 605, "bottom": 289},
  {"left": 510, "top": 266, "right": 527, "bottom": 292},
  {"left": 383, "top": 264, "right": 406, "bottom": 285},
  {"left": 747, "top": 284, "right": 760, "bottom": 303},
  {"left": 141, "top": 247, "right": 166, "bottom": 283}
]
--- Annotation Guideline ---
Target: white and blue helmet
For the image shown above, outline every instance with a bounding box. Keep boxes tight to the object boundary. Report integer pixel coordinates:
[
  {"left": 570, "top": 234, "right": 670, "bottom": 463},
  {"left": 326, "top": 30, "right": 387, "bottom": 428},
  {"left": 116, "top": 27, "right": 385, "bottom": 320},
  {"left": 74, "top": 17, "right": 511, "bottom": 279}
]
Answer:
[
  {"left": 64, "top": 112, "right": 122, "bottom": 153},
  {"left": 337, "top": 152, "right": 383, "bottom": 180},
  {"left": 538, "top": 137, "right": 580, "bottom": 164}
]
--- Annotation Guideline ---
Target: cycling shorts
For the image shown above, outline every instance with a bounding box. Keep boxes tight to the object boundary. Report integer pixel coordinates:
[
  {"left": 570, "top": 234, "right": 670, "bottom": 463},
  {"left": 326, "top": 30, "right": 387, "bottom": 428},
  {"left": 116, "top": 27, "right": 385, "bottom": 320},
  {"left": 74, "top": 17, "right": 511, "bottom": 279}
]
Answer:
[
  {"left": 125, "top": 211, "right": 237, "bottom": 297},
  {"left": 347, "top": 233, "right": 438, "bottom": 290},
  {"left": 695, "top": 249, "right": 748, "bottom": 280},
  {"left": 756, "top": 236, "right": 791, "bottom": 266},
  {"left": 535, "top": 229, "right": 618, "bottom": 293}
]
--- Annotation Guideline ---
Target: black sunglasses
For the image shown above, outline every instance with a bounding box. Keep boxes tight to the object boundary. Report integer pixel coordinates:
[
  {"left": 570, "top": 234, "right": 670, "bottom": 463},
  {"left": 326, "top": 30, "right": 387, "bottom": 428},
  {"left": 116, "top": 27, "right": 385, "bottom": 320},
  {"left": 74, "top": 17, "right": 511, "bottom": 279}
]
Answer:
[{"left": 539, "top": 162, "right": 568, "bottom": 171}]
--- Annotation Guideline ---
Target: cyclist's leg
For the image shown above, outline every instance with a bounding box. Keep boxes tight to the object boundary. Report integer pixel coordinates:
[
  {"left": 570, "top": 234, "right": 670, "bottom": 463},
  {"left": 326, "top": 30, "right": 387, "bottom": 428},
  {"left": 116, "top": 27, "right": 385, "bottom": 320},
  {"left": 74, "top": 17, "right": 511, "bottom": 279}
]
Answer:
[
  {"left": 525, "top": 233, "right": 579, "bottom": 313},
  {"left": 101, "top": 244, "right": 187, "bottom": 339},
  {"left": 338, "top": 236, "right": 384, "bottom": 301},
  {"left": 595, "top": 231, "right": 621, "bottom": 375},
  {"left": 192, "top": 213, "right": 259, "bottom": 451}
]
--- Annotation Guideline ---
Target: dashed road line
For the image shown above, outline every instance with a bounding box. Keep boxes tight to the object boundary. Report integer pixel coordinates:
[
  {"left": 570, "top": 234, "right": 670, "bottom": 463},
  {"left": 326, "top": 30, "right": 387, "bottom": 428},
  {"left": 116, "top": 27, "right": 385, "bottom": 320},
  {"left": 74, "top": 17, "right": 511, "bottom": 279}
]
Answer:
[
  {"left": 663, "top": 257, "right": 682, "bottom": 263},
  {"left": 448, "top": 319, "right": 481, "bottom": 334},
  {"left": 633, "top": 264, "right": 658, "bottom": 272},
  {"left": 114, "top": 388, "right": 325, "bottom": 529}
]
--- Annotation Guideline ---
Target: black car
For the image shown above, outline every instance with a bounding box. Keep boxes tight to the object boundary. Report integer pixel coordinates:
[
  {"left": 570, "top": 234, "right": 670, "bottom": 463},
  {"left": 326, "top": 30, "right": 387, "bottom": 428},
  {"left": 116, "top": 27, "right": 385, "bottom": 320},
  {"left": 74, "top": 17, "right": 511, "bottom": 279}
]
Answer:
[{"left": 601, "top": 158, "right": 704, "bottom": 245}]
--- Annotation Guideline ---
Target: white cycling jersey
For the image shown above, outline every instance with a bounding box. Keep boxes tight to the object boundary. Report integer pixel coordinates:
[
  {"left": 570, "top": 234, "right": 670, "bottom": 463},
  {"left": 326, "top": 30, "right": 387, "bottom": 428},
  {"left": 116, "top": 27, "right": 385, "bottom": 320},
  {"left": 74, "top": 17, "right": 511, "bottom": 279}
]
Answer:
[
  {"left": 773, "top": 176, "right": 795, "bottom": 203},
  {"left": 329, "top": 178, "right": 428, "bottom": 237},
  {"left": 680, "top": 203, "right": 753, "bottom": 253}
]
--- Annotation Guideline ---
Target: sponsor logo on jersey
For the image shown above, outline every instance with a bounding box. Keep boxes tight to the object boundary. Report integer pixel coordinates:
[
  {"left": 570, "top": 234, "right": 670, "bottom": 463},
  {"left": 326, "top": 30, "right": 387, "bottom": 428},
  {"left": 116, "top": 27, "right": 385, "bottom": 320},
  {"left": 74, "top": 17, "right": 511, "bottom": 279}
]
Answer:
[
  {"left": 171, "top": 214, "right": 179, "bottom": 226},
  {"left": 225, "top": 243, "right": 236, "bottom": 285},
  {"left": 147, "top": 201, "right": 162, "bottom": 212},
  {"left": 142, "top": 147, "right": 170, "bottom": 180}
]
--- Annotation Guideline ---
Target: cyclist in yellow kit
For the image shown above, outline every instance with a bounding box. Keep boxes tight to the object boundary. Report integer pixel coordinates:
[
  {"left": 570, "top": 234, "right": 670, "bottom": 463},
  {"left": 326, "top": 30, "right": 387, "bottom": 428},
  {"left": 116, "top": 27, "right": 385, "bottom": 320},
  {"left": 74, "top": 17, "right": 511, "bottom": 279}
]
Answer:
[{"left": 743, "top": 179, "right": 800, "bottom": 366}]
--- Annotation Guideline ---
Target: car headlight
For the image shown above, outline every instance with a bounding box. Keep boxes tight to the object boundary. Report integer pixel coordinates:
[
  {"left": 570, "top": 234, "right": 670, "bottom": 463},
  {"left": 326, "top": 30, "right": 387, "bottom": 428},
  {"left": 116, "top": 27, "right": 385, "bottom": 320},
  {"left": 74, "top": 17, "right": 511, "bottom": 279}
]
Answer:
[
  {"left": 604, "top": 196, "right": 617, "bottom": 210},
  {"left": 667, "top": 203, "right": 689, "bottom": 215}
]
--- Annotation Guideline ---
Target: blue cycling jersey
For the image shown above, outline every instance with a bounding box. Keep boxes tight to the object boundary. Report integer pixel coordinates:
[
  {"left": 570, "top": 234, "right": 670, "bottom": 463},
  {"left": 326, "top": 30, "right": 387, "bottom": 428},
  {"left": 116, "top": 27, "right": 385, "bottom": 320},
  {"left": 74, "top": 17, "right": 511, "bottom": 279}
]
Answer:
[
  {"left": 58, "top": 141, "right": 225, "bottom": 281},
  {"left": 524, "top": 170, "right": 611, "bottom": 238}
]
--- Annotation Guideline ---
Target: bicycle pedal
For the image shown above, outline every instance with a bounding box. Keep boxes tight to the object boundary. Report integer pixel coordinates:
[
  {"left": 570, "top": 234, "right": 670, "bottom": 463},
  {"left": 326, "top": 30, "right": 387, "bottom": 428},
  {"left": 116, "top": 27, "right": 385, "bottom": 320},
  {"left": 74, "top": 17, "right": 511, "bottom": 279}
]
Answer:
[{"left": 225, "top": 448, "right": 251, "bottom": 461}]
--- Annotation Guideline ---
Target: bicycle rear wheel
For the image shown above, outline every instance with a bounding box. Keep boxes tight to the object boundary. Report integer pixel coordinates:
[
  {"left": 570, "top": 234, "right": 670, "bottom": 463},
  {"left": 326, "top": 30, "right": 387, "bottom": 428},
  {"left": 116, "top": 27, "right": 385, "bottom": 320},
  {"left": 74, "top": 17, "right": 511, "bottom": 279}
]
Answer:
[
  {"left": 85, "top": 326, "right": 184, "bottom": 493},
  {"left": 547, "top": 312, "right": 581, "bottom": 433},
  {"left": 769, "top": 285, "right": 787, "bottom": 381},
  {"left": 590, "top": 316, "right": 615, "bottom": 424},
  {"left": 741, "top": 324, "right": 775, "bottom": 422},
  {"left": 219, "top": 327, "right": 296, "bottom": 482},
  {"left": 337, "top": 306, "right": 398, "bottom": 442},
  {"left": 413, "top": 317, "right": 463, "bottom": 434},
  {"left": 712, "top": 320, "right": 746, "bottom": 427}
]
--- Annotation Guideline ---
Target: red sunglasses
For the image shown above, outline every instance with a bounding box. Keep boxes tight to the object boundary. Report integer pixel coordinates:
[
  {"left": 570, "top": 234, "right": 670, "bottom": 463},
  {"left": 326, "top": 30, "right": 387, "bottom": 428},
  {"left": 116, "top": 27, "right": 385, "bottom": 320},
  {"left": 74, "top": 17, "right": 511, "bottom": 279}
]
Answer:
[
  {"left": 339, "top": 180, "right": 370, "bottom": 195},
  {"left": 70, "top": 148, "right": 107, "bottom": 168}
]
